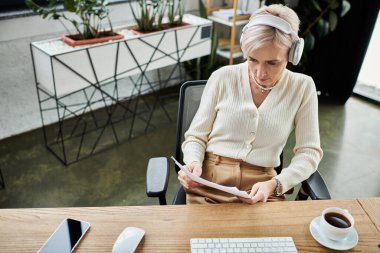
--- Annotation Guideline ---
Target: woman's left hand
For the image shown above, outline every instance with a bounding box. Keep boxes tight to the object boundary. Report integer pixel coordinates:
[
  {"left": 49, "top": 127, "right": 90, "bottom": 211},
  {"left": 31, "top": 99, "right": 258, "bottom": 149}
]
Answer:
[{"left": 239, "top": 179, "right": 277, "bottom": 204}]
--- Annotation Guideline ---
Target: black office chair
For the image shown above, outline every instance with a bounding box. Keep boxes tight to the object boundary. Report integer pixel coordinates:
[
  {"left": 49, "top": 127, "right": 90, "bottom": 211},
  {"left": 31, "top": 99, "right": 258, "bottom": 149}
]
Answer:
[
  {"left": 0, "top": 167, "right": 5, "bottom": 190},
  {"left": 146, "top": 80, "right": 331, "bottom": 205}
]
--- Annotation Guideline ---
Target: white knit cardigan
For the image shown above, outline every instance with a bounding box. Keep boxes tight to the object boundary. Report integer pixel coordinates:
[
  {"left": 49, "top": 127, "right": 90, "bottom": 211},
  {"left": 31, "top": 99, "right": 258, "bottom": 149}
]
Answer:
[{"left": 182, "top": 61, "right": 323, "bottom": 193}]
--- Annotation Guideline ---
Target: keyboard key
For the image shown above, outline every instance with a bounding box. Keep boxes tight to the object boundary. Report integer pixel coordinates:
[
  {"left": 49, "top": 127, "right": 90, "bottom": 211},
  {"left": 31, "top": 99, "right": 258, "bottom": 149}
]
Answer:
[{"left": 193, "top": 243, "right": 208, "bottom": 248}]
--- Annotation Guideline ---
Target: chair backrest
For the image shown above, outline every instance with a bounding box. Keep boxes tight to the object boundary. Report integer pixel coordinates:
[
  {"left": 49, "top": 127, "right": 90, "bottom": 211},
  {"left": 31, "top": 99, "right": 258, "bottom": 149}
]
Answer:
[{"left": 174, "top": 80, "right": 207, "bottom": 172}]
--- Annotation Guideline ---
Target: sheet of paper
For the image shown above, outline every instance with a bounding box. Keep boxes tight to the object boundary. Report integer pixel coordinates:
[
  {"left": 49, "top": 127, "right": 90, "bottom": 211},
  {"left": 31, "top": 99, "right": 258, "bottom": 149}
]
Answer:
[{"left": 171, "top": 156, "right": 251, "bottom": 199}]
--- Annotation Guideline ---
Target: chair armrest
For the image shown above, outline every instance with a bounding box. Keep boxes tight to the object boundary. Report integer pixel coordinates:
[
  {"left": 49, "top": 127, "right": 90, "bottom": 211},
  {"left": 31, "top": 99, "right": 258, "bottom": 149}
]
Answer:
[
  {"left": 172, "top": 186, "right": 186, "bottom": 205},
  {"left": 301, "top": 170, "right": 331, "bottom": 200},
  {"left": 146, "top": 157, "right": 170, "bottom": 205}
]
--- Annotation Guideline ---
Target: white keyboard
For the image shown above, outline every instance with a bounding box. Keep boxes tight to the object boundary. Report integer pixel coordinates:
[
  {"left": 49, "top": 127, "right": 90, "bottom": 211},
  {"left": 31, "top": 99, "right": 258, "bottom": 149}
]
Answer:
[{"left": 190, "top": 237, "right": 297, "bottom": 253}]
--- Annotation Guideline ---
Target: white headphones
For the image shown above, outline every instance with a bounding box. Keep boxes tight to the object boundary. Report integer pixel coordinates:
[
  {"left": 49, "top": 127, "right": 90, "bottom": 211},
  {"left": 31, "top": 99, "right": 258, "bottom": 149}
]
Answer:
[{"left": 240, "top": 15, "right": 304, "bottom": 65}]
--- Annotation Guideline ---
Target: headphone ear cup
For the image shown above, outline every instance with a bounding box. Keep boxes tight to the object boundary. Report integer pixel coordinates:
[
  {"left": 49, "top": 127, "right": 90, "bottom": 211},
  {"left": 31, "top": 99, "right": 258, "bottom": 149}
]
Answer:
[{"left": 289, "top": 38, "right": 304, "bottom": 65}]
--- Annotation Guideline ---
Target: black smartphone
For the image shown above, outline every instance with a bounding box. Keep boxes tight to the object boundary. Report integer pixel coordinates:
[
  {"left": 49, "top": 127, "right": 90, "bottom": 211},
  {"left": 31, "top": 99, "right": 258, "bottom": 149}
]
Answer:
[{"left": 38, "top": 218, "right": 91, "bottom": 253}]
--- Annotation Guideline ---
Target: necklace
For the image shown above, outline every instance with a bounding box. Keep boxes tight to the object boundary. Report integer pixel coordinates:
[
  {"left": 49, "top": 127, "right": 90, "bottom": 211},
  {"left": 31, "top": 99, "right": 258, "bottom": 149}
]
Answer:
[{"left": 250, "top": 74, "right": 277, "bottom": 94}]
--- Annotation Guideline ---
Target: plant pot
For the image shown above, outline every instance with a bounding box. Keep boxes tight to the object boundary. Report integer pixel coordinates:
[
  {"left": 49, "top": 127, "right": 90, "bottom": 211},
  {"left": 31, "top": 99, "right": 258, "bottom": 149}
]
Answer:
[
  {"left": 128, "top": 22, "right": 191, "bottom": 36},
  {"left": 61, "top": 32, "right": 124, "bottom": 47}
]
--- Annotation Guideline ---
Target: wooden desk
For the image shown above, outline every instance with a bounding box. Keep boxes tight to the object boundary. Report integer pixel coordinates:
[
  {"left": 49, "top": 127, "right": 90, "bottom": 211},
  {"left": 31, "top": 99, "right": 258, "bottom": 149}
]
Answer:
[
  {"left": 0, "top": 198, "right": 379, "bottom": 252},
  {"left": 358, "top": 197, "right": 380, "bottom": 232}
]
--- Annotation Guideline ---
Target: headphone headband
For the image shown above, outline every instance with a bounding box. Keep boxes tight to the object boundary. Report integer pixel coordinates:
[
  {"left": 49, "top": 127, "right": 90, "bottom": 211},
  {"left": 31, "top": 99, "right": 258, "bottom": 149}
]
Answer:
[
  {"left": 242, "top": 15, "right": 299, "bottom": 40},
  {"left": 240, "top": 14, "right": 304, "bottom": 65}
]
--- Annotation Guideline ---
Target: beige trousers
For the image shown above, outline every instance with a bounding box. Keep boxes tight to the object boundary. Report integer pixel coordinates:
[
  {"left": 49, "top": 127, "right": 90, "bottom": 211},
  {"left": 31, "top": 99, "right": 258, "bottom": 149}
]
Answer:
[{"left": 185, "top": 153, "right": 285, "bottom": 204}]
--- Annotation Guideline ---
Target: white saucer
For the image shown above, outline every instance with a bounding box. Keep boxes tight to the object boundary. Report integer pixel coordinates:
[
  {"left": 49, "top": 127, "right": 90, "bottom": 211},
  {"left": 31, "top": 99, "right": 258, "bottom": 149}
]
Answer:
[{"left": 309, "top": 216, "right": 359, "bottom": 251}]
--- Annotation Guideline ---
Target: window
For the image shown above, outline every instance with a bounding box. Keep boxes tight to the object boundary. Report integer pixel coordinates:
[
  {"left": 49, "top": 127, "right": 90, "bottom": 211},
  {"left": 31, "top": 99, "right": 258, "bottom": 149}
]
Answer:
[{"left": 354, "top": 10, "right": 380, "bottom": 103}]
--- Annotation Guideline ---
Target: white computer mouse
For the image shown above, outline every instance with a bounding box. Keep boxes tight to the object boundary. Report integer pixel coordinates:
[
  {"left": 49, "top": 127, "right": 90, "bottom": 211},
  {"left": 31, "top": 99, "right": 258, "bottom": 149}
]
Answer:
[{"left": 112, "top": 227, "right": 145, "bottom": 253}]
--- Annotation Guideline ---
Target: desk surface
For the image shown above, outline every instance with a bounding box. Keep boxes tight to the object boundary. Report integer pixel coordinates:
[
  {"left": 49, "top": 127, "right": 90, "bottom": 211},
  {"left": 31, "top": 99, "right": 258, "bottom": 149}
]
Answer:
[
  {"left": 0, "top": 198, "right": 379, "bottom": 252},
  {"left": 358, "top": 197, "right": 380, "bottom": 233}
]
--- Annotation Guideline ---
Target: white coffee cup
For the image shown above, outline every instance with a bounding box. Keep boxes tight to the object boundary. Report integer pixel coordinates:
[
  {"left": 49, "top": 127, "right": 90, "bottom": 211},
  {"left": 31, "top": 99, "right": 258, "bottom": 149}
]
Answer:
[{"left": 319, "top": 207, "right": 355, "bottom": 241}]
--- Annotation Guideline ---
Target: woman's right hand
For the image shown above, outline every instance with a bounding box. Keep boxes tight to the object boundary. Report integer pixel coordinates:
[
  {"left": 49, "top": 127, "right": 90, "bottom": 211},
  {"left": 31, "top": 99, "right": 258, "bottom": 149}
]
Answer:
[{"left": 178, "top": 161, "right": 203, "bottom": 189}]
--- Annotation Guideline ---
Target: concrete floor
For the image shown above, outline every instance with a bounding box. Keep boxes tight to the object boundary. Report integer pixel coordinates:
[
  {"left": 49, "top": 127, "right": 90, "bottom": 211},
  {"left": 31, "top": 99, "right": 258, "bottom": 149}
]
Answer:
[{"left": 0, "top": 93, "right": 379, "bottom": 208}]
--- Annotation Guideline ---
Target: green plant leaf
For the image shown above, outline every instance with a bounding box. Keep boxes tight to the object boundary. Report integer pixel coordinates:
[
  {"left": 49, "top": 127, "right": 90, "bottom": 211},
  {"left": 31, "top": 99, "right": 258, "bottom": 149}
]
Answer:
[
  {"left": 199, "top": 0, "right": 207, "bottom": 19},
  {"left": 129, "top": 0, "right": 138, "bottom": 26},
  {"left": 329, "top": 0, "right": 340, "bottom": 10},
  {"left": 340, "top": 0, "right": 351, "bottom": 17},
  {"left": 208, "top": 29, "right": 218, "bottom": 68},
  {"left": 52, "top": 13, "right": 60, "bottom": 19},
  {"left": 329, "top": 11, "right": 338, "bottom": 31},
  {"left": 25, "top": 0, "right": 34, "bottom": 9},
  {"left": 311, "top": 0, "right": 321, "bottom": 12},
  {"left": 63, "top": 0, "right": 76, "bottom": 12},
  {"left": 316, "top": 18, "right": 329, "bottom": 37},
  {"left": 304, "top": 32, "right": 315, "bottom": 52}
]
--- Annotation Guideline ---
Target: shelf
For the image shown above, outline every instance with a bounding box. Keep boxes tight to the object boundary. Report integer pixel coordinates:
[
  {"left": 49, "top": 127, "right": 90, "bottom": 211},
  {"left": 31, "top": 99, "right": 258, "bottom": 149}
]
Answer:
[
  {"left": 207, "top": 0, "right": 249, "bottom": 64},
  {"left": 216, "top": 48, "right": 243, "bottom": 59},
  {"left": 216, "top": 38, "right": 244, "bottom": 59},
  {"left": 208, "top": 15, "right": 249, "bottom": 27}
]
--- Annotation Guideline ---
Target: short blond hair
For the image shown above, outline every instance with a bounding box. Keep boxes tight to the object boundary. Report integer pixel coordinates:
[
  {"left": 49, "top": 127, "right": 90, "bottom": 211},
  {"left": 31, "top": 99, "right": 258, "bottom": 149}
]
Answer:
[{"left": 241, "top": 4, "right": 300, "bottom": 57}]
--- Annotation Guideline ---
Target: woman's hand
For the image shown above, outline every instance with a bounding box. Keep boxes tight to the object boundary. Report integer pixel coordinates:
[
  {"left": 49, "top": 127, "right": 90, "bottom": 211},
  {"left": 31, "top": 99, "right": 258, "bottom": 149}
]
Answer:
[
  {"left": 239, "top": 179, "right": 278, "bottom": 204},
  {"left": 178, "top": 161, "right": 203, "bottom": 189}
]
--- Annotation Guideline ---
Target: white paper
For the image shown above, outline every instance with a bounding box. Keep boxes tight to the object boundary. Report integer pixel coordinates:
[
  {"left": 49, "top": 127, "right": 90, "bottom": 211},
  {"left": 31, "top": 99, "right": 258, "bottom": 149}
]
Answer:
[{"left": 171, "top": 156, "right": 251, "bottom": 199}]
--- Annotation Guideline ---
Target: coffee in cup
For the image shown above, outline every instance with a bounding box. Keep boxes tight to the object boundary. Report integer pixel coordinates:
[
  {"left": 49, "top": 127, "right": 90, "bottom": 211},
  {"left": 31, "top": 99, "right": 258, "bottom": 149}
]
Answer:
[{"left": 319, "top": 207, "right": 355, "bottom": 241}]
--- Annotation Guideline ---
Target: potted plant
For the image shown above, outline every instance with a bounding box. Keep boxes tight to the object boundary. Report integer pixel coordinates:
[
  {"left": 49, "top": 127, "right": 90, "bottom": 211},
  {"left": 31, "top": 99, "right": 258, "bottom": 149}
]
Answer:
[
  {"left": 129, "top": 0, "right": 186, "bottom": 33},
  {"left": 119, "top": 0, "right": 213, "bottom": 82},
  {"left": 129, "top": 0, "right": 166, "bottom": 32},
  {"left": 167, "top": 0, "right": 184, "bottom": 26},
  {"left": 25, "top": 0, "right": 123, "bottom": 46}
]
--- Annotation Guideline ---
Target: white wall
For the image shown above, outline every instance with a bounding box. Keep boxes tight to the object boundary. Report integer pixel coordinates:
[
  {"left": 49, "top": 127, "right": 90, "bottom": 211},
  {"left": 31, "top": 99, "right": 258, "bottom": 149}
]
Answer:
[{"left": 0, "top": 1, "right": 199, "bottom": 140}]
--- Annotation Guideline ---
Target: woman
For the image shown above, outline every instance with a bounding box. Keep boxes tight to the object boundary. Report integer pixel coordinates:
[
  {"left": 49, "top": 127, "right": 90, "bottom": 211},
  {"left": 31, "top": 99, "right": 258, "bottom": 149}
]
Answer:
[{"left": 178, "top": 4, "right": 323, "bottom": 204}]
